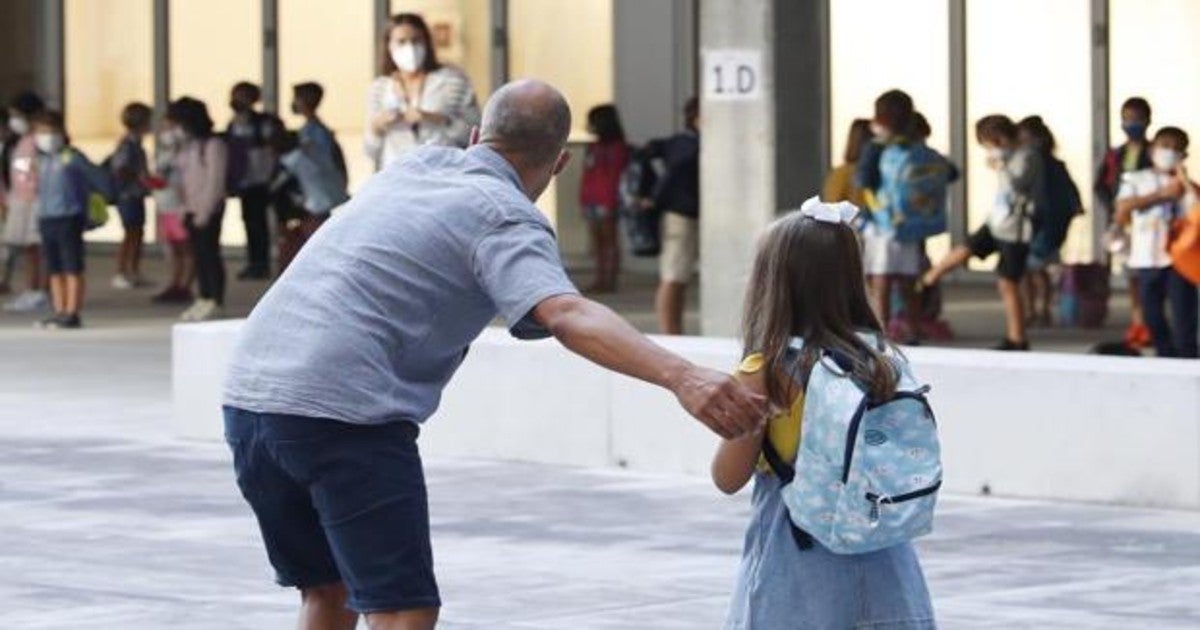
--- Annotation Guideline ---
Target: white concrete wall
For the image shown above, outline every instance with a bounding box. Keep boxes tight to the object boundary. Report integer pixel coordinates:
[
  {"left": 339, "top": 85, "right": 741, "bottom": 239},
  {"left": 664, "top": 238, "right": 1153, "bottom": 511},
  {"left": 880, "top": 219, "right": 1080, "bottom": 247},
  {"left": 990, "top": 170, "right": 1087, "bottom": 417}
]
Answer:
[{"left": 177, "top": 323, "right": 1200, "bottom": 510}]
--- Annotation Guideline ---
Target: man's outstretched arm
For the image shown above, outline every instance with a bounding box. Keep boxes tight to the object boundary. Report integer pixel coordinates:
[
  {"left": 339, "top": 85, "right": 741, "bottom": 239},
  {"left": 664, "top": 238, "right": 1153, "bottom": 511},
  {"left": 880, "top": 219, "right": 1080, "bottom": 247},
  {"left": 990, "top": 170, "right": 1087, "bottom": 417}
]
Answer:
[{"left": 532, "top": 294, "right": 768, "bottom": 439}]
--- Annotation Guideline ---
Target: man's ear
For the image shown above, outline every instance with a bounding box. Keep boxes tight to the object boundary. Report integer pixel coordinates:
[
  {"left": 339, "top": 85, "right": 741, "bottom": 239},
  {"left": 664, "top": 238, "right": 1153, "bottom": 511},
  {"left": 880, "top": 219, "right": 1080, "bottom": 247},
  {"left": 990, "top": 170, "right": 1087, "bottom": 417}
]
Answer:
[
  {"left": 468, "top": 126, "right": 481, "bottom": 146},
  {"left": 552, "top": 149, "right": 571, "bottom": 176}
]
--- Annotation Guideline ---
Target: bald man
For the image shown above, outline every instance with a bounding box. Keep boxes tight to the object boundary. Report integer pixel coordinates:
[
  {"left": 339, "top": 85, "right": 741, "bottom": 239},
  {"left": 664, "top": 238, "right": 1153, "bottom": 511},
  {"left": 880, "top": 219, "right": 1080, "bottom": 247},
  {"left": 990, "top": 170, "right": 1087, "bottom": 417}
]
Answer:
[{"left": 221, "top": 80, "right": 767, "bottom": 630}]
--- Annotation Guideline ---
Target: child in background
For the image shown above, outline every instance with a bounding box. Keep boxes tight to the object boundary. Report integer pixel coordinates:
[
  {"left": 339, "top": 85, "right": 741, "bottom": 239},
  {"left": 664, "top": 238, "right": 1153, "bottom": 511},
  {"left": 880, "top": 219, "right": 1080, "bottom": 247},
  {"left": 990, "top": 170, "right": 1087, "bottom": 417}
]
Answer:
[
  {"left": 822, "top": 118, "right": 871, "bottom": 207},
  {"left": 580, "top": 104, "right": 630, "bottom": 293},
  {"left": 713, "top": 202, "right": 935, "bottom": 629},
  {"left": 148, "top": 119, "right": 193, "bottom": 304},
  {"left": 31, "top": 110, "right": 113, "bottom": 329},
  {"left": 921, "top": 115, "right": 1045, "bottom": 351},
  {"left": 2, "top": 92, "right": 49, "bottom": 313},
  {"left": 1018, "top": 116, "right": 1082, "bottom": 327},
  {"left": 1097, "top": 97, "right": 1155, "bottom": 348},
  {"left": 272, "top": 128, "right": 348, "bottom": 273},
  {"left": 1115, "top": 127, "right": 1198, "bottom": 358},
  {"left": 109, "top": 102, "right": 153, "bottom": 289},
  {"left": 291, "top": 82, "right": 342, "bottom": 175}
]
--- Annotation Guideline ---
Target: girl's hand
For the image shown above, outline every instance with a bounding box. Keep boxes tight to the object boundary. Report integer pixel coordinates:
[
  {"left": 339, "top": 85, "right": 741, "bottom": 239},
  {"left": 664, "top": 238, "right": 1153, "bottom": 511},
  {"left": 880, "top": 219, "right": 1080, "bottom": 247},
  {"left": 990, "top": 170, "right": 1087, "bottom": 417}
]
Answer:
[{"left": 373, "top": 110, "right": 401, "bottom": 134}]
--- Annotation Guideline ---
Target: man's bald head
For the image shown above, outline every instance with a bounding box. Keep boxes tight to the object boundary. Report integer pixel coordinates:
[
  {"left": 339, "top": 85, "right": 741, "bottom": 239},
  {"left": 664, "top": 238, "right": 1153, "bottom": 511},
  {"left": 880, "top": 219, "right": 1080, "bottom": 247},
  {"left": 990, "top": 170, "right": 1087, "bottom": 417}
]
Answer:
[{"left": 480, "top": 79, "right": 572, "bottom": 168}]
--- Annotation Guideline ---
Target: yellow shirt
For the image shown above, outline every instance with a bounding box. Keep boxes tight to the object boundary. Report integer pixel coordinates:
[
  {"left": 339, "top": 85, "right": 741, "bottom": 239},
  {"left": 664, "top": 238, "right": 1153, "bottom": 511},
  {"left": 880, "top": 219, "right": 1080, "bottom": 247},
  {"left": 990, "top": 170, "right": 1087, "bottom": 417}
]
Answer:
[
  {"left": 737, "top": 353, "right": 804, "bottom": 473},
  {"left": 821, "top": 163, "right": 867, "bottom": 208}
]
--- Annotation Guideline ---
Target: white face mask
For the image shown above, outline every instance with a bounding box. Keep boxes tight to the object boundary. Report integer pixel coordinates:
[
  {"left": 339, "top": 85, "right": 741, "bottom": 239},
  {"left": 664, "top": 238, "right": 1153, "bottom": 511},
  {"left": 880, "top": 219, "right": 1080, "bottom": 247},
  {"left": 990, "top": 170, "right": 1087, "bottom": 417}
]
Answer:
[
  {"left": 985, "top": 147, "right": 1007, "bottom": 162},
  {"left": 8, "top": 116, "right": 29, "bottom": 136},
  {"left": 158, "top": 130, "right": 178, "bottom": 148},
  {"left": 1152, "top": 147, "right": 1181, "bottom": 171},
  {"left": 34, "top": 132, "right": 64, "bottom": 154},
  {"left": 390, "top": 43, "right": 427, "bottom": 74}
]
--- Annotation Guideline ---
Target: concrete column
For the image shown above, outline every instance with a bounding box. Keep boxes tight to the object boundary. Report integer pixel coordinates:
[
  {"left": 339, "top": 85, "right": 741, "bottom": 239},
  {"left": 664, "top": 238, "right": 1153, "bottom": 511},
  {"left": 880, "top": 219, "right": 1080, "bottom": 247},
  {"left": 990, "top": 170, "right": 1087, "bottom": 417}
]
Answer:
[
  {"left": 948, "top": 0, "right": 968, "bottom": 244},
  {"left": 698, "top": 0, "right": 829, "bottom": 337},
  {"left": 490, "top": 0, "right": 509, "bottom": 90},
  {"left": 1090, "top": 0, "right": 1110, "bottom": 262},
  {"left": 35, "top": 0, "right": 65, "bottom": 109},
  {"left": 614, "top": 0, "right": 697, "bottom": 144},
  {"left": 153, "top": 0, "right": 170, "bottom": 115},
  {"left": 261, "top": 0, "right": 279, "bottom": 113}
]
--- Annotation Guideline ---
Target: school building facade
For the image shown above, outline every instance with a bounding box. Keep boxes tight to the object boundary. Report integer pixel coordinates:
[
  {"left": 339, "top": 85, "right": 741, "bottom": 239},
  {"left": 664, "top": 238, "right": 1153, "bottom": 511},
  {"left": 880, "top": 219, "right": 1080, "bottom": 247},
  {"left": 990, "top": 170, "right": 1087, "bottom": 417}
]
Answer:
[{"left": 2, "top": 0, "right": 1198, "bottom": 335}]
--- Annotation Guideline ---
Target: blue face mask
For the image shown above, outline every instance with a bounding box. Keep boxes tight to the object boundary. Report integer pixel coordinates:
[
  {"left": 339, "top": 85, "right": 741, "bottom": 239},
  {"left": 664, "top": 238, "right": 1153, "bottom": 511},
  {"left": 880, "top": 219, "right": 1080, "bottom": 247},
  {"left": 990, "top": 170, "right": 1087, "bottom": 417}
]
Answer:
[{"left": 1123, "top": 122, "right": 1148, "bottom": 141}]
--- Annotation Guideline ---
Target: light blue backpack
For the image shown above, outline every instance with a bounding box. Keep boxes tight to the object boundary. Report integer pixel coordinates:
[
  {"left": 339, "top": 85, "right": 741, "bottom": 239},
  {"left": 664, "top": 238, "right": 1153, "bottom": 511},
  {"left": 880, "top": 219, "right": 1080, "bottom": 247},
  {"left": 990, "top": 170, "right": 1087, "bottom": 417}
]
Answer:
[
  {"left": 761, "top": 336, "right": 942, "bottom": 555},
  {"left": 875, "top": 143, "right": 951, "bottom": 243}
]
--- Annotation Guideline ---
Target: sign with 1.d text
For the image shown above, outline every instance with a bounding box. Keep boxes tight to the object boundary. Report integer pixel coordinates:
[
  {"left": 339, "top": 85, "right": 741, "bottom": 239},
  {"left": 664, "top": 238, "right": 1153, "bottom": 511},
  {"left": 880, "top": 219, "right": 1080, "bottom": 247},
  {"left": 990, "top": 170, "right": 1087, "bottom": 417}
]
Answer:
[{"left": 704, "top": 49, "right": 762, "bottom": 101}]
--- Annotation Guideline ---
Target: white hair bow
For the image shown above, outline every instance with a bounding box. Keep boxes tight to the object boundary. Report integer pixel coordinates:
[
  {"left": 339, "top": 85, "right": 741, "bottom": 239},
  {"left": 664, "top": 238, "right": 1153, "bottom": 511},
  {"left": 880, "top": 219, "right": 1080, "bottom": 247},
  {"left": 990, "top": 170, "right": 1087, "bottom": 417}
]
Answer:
[{"left": 799, "top": 196, "right": 860, "bottom": 225}]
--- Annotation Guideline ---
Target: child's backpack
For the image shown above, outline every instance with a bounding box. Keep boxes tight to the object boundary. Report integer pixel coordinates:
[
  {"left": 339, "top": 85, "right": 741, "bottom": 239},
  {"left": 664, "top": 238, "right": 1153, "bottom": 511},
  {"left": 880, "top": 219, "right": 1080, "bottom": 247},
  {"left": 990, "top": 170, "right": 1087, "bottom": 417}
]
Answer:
[
  {"left": 61, "top": 150, "right": 115, "bottom": 231},
  {"left": 1058, "top": 263, "right": 1110, "bottom": 328},
  {"left": 1031, "top": 156, "right": 1083, "bottom": 260},
  {"left": 224, "top": 111, "right": 278, "bottom": 193},
  {"left": 618, "top": 148, "right": 662, "bottom": 257},
  {"left": 761, "top": 337, "right": 942, "bottom": 555},
  {"left": 1169, "top": 203, "right": 1200, "bottom": 285},
  {"left": 876, "top": 144, "right": 952, "bottom": 243}
]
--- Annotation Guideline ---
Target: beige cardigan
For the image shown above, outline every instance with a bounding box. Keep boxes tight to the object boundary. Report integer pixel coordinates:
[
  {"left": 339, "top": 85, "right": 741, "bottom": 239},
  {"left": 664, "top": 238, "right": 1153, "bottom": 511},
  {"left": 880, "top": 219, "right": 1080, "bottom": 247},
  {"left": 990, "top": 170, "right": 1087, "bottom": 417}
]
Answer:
[
  {"left": 175, "top": 136, "right": 228, "bottom": 227},
  {"left": 364, "top": 65, "right": 481, "bottom": 171}
]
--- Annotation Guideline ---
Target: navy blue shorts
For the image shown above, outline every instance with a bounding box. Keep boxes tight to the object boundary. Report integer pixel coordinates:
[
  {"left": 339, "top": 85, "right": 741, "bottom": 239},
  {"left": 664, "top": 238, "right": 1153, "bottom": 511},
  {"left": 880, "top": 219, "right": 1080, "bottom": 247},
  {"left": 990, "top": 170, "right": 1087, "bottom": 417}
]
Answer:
[
  {"left": 39, "top": 216, "right": 85, "bottom": 275},
  {"left": 117, "top": 198, "right": 146, "bottom": 230},
  {"left": 223, "top": 407, "right": 440, "bottom": 613}
]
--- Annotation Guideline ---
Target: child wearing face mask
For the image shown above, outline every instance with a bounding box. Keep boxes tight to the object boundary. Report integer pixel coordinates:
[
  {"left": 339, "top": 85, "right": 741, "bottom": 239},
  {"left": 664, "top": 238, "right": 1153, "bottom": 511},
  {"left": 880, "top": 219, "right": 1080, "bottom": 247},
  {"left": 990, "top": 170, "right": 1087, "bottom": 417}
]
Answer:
[
  {"left": 1114, "top": 127, "right": 1199, "bottom": 358},
  {"left": 2, "top": 91, "right": 50, "bottom": 313},
  {"left": 1097, "top": 97, "right": 1155, "bottom": 349},
  {"left": 29, "top": 110, "right": 114, "bottom": 329},
  {"left": 920, "top": 115, "right": 1045, "bottom": 351},
  {"left": 147, "top": 120, "right": 194, "bottom": 304},
  {"left": 226, "top": 81, "right": 279, "bottom": 281}
]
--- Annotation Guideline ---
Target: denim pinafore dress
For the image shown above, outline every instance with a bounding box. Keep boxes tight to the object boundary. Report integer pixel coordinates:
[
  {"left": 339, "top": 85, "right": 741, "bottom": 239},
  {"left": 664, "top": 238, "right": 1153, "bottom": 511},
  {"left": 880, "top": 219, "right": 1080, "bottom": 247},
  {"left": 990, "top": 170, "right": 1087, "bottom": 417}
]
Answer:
[{"left": 724, "top": 355, "right": 936, "bottom": 629}]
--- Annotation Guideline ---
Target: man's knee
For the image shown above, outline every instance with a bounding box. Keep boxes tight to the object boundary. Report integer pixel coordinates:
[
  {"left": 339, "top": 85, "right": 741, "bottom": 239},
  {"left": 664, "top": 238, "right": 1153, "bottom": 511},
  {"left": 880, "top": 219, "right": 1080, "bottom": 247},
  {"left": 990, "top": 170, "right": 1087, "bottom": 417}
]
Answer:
[
  {"left": 365, "top": 607, "right": 439, "bottom": 630},
  {"left": 302, "top": 582, "right": 349, "bottom": 607}
]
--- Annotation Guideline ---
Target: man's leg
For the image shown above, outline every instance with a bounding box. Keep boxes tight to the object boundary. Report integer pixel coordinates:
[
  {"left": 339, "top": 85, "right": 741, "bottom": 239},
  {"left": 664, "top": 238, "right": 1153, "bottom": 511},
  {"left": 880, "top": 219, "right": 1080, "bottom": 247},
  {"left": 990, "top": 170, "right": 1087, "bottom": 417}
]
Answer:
[
  {"left": 48, "top": 274, "right": 66, "bottom": 314},
  {"left": 656, "top": 280, "right": 686, "bottom": 335},
  {"left": 300, "top": 583, "right": 358, "bottom": 630},
  {"left": 364, "top": 609, "right": 439, "bottom": 630}
]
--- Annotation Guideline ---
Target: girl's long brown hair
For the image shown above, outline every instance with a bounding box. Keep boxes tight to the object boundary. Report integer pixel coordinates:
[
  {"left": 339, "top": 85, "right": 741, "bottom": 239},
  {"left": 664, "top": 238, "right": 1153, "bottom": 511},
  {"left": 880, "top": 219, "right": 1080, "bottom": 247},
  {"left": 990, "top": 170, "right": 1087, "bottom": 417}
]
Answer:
[{"left": 741, "top": 212, "right": 899, "bottom": 407}]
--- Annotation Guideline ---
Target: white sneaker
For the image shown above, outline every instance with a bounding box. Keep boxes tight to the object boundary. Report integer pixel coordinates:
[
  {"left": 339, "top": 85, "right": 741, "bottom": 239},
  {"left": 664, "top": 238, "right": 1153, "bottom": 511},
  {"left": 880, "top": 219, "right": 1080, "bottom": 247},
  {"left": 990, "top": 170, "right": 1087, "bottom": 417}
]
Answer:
[
  {"left": 192, "top": 300, "right": 224, "bottom": 322},
  {"left": 111, "top": 274, "right": 134, "bottom": 290},
  {"left": 180, "top": 300, "right": 205, "bottom": 322},
  {"left": 4, "top": 290, "right": 49, "bottom": 313}
]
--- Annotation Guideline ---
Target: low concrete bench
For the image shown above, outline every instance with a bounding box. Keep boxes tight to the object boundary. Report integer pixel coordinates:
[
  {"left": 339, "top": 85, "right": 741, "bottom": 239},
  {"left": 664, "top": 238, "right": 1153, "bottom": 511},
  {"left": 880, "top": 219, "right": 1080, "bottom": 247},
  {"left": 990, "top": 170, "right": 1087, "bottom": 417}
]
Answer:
[{"left": 175, "top": 322, "right": 1200, "bottom": 510}]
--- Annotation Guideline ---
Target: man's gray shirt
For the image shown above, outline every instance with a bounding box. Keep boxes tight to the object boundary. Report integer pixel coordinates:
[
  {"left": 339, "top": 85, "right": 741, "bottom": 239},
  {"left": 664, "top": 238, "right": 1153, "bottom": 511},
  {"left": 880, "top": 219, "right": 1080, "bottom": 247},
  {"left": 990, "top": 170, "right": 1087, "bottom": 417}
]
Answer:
[{"left": 223, "top": 145, "right": 579, "bottom": 425}]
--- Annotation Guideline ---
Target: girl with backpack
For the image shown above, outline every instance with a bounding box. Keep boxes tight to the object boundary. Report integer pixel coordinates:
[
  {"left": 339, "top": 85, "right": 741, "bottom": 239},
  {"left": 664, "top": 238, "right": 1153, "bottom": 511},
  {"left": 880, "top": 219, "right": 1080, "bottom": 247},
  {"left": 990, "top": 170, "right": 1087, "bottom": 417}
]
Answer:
[
  {"left": 1018, "top": 116, "right": 1082, "bottom": 327},
  {"left": 713, "top": 199, "right": 935, "bottom": 629}
]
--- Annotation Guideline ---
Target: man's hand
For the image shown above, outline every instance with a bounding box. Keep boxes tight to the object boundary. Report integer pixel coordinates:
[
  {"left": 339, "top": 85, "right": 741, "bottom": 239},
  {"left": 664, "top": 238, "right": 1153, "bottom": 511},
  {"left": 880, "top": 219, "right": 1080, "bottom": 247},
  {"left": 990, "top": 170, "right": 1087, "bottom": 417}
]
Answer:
[{"left": 671, "top": 364, "right": 769, "bottom": 439}]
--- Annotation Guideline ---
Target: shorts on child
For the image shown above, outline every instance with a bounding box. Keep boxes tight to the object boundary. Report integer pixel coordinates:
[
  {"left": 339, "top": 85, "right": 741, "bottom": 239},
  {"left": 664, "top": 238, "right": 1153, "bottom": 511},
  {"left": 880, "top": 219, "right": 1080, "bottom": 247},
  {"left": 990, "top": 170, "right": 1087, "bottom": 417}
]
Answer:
[
  {"left": 40, "top": 215, "right": 85, "bottom": 275},
  {"left": 582, "top": 204, "right": 616, "bottom": 222},
  {"left": 3, "top": 198, "right": 41, "bottom": 246},
  {"left": 157, "top": 212, "right": 189, "bottom": 244},
  {"left": 660, "top": 211, "right": 699, "bottom": 283},
  {"left": 1027, "top": 249, "right": 1061, "bottom": 272},
  {"left": 968, "top": 225, "right": 1029, "bottom": 281},
  {"left": 862, "top": 223, "right": 922, "bottom": 277},
  {"left": 117, "top": 197, "right": 147, "bottom": 230}
]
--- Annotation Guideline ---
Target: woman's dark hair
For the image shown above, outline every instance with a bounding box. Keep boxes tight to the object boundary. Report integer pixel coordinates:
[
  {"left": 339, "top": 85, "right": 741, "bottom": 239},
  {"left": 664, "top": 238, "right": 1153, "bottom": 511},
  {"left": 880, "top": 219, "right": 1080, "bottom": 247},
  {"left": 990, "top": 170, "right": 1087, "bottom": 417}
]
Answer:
[
  {"left": 742, "top": 212, "right": 898, "bottom": 407},
  {"left": 874, "top": 89, "right": 915, "bottom": 138},
  {"left": 1017, "top": 115, "right": 1057, "bottom": 153},
  {"left": 380, "top": 13, "right": 441, "bottom": 75},
  {"left": 166, "top": 97, "right": 215, "bottom": 138},
  {"left": 975, "top": 114, "right": 1018, "bottom": 144},
  {"left": 121, "top": 102, "right": 153, "bottom": 132},
  {"left": 586, "top": 104, "right": 625, "bottom": 143},
  {"left": 1122, "top": 96, "right": 1152, "bottom": 121},
  {"left": 843, "top": 118, "right": 872, "bottom": 163},
  {"left": 10, "top": 91, "right": 45, "bottom": 116}
]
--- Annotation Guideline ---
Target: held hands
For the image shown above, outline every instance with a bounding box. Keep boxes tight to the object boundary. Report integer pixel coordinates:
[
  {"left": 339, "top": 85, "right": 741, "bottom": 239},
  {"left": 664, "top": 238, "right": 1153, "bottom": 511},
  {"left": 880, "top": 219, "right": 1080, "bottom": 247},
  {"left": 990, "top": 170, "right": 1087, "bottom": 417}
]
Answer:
[
  {"left": 673, "top": 365, "right": 770, "bottom": 439},
  {"left": 373, "top": 109, "right": 402, "bottom": 134}
]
